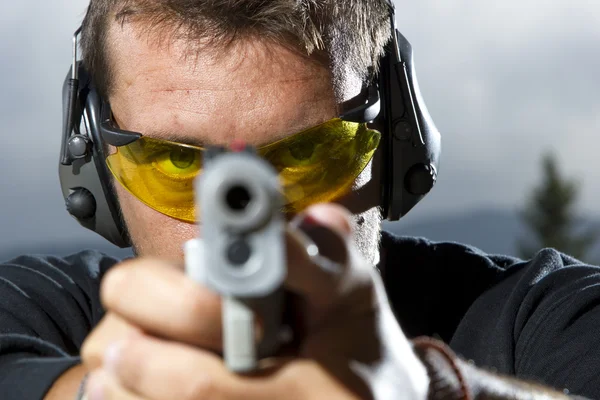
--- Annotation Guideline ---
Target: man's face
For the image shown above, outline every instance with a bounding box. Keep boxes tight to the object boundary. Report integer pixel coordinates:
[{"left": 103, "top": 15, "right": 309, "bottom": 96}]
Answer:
[{"left": 108, "top": 23, "right": 382, "bottom": 264}]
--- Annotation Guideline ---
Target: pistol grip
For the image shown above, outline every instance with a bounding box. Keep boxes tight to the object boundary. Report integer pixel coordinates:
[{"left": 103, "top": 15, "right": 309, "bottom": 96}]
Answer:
[
  {"left": 222, "top": 290, "right": 284, "bottom": 372},
  {"left": 185, "top": 238, "right": 285, "bottom": 372}
]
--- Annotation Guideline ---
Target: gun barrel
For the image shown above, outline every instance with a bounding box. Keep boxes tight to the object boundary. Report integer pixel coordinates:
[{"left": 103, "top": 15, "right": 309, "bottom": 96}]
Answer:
[{"left": 185, "top": 148, "right": 286, "bottom": 372}]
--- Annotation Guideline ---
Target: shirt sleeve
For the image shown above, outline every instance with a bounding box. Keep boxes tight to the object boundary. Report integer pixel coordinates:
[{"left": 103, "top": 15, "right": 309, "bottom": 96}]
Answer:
[
  {"left": 380, "top": 232, "right": 600, "bottom": 398},
  {"left": 450, "top": 249, "right": 600, "bottom": 398},
  {"left": 510, "top": 250, "right": 600, "bottom": 397},
  {"left": 0, "top": 250, "right": 119, "bottom": 399}
]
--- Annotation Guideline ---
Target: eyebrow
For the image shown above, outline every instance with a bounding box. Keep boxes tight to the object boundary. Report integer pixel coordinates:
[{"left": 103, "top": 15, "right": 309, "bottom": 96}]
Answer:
[
  {"left": 145, "top": 131, "right": 208, "bottom": 148},
  {"left": 142, "top": 119, "right": 328, "bottom": 149},
  {"left": 145, "top": 131, "right": 280, "bottom": 149}
]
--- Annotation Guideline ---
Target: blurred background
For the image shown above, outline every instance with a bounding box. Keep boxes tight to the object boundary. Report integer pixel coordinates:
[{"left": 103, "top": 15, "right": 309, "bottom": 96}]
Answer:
[{"left": 1, "top": 0, "right": 599, "bottom": 263}]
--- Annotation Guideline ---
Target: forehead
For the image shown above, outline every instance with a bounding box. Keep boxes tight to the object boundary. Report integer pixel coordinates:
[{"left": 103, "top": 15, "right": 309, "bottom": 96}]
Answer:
[{"left": 106, "top": 22, "right": 338, "bottom": 146}]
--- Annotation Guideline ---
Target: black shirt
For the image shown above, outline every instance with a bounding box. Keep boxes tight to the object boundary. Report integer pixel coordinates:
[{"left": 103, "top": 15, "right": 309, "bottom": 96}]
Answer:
[{"left": 1, "top": 232, "right": 599, "bottom": 399}]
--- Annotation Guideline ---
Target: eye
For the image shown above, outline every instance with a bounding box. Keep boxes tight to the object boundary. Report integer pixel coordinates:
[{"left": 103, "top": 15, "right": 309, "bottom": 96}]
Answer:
[
  {"left": 153, "top": 147, "right": 201, "bottom": 178},
  {"left": 274, "top": 141, "right": 321, "bottom": 167},
  {"left": 289, "top": 142, "right": 316, "bottom": 161},
  {"left": 170, "top": 147, "right": 196, "bottom": 168}
]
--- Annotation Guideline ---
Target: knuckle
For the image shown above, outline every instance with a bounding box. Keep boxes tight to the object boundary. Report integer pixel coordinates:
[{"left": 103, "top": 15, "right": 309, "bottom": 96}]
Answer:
[
  {"left": 288, "top": 379, "right": 305, "bottom": 400},
  {"left": 278, "top": 363, "right": 308, "bottom": 400},
  {"left": 183, "top": 282, "right": 205, "bottom": 313},
  {"left": 117, "top": 338, "right": 145, "bottom": 388},
  {"left": 80, "top": 337, "right": 101, "bottom": 368},
  {"left": 100, "top": 264, "right": 131, "bottom": 307},
  {"left": 80, "top": 317, "right": 113, "bottom": 369},
  {"left": 181, "top": 374, "right": 216, "bottom": 400},
  {"left": 307, "top": 203, "right": 353, "bottom": 236},
  {"left": 184, "top": 280, "right": 218, "bottom": 319},
  {"left": 182, "top": 284, "right": 222, "bottom": 346}
]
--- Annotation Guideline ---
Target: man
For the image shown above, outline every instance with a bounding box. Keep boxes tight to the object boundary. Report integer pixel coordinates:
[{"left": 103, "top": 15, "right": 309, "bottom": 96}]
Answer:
[{"left": 0, "top": 0, "right": 598, "bottom": 399}]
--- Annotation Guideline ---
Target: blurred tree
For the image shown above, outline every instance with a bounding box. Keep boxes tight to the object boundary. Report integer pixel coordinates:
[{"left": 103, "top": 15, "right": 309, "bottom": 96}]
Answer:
[{"left": 518, "top": 152, "right": 599, "bottom": 261}]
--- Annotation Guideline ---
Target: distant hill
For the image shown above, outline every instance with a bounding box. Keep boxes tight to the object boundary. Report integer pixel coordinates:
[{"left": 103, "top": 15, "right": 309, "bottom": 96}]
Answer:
[
  {"left": 385, "top": 208, "right": 600, "bottom": 263},
  {"left": 0, "top": 241, "right": 133, "bottom": 263},
  {"left": 384, "top": 208, "right": 528, "bottom": 256},
  {"left": 2, "top": 208, "right": 599, "bottom": 264}
]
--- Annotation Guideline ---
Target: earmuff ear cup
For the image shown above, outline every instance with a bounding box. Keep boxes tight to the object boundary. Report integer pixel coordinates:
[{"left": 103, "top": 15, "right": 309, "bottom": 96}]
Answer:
[
  {"left": 65, "top": 187, "right": 96, "bottom": 220},
  {"left": 59, "top": 63, "right": 131, "bottom": 248},
  {"left": 378, "top": 29, "right": 441, "bottom": 221}
]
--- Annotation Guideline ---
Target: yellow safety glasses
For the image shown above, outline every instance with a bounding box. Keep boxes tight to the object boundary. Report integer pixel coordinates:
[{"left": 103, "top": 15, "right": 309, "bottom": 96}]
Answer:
[{"left": 106, "top": 118, "right": 381, "bottom": 222}]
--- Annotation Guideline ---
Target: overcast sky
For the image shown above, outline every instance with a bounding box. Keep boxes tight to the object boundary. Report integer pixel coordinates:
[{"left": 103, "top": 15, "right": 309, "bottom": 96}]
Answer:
[{"left": 0, "top": 0, "right": 599, "bottom": 251}]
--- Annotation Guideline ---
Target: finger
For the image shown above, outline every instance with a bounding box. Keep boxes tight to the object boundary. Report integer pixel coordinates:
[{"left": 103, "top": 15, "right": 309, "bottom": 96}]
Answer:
[
  {"left": 285, "top": 203, "right": 355, "bottom": 306},
  {"left": 298, "top": 202, "right": 354, "bottom": 237},
  {"left": 105, "top": 333, "right": 285, "bottom": 400},
  {"left": 87, "top": 369, "right": 144, "bottom": 400},
  {"left": 81, "top": 313, "right": 142, "bottom": 370},
  {"left": 101, "top": 259, "right": 223, "bottom": 351}
]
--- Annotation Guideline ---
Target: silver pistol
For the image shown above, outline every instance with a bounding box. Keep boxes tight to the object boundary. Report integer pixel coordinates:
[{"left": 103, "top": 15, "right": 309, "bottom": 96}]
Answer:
[{"left": 184, "top": 146, "right": 286, "bottom": 373}]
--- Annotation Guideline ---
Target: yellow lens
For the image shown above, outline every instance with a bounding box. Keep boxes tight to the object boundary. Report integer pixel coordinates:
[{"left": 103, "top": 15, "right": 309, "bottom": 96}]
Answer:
[
  {"left": 106, "top": 138, "right": 202, "bottom": 222},
  {"left": 260, "top": 119, "right": 380, "bottom": 213},
  {"left": 106, "top": 119, "right": 380, "bottom": 221}
]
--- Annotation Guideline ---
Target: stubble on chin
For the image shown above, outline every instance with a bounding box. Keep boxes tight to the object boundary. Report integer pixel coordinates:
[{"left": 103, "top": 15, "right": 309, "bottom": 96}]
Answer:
[{"left": 350, "top": 207, "right": 383, "bottom": 267}]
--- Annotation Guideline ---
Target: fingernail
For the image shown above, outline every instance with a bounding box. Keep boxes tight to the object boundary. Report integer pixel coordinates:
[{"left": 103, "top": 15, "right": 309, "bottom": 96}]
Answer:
[
  {"left": 299, "top": 215, "right": 320, "bottom": 227},
  {"left": 86, "top": 371, "right": 106, "bottom": 400},
  {"left": 104, "top": 340, "right": 124, "bottom": 374},
  {"left": 290, "top": 213, "right": 319, "bottom": 232}
]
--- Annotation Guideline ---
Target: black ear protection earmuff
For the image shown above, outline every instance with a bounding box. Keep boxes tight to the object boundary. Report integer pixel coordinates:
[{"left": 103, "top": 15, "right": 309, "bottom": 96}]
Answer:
[
  {"left": 378, "top": 0, "right": 441, "bottom": 220},
  {"left": 58, "top": 27, "right": 133, "bottom": 247},
  {"left": 58, "top": 1, "right": 441, "bottom": 248}
]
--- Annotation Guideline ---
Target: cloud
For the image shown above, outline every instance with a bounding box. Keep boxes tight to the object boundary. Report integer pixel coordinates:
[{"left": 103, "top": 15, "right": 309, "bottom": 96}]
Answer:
[
  {"left": 0, "top": 0, "right": 599, "bottom": 248},
  {"left": 391, "top": 0, "right": 600, "bottom": 218},
  {"left": 0, "top": 1, "right": 96, "bottom": 247}
]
